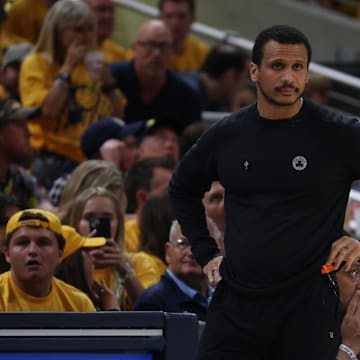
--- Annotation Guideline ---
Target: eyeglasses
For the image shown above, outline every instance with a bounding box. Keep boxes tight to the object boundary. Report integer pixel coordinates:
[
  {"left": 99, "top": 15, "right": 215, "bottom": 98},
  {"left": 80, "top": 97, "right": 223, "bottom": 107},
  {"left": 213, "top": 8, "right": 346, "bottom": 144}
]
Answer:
[
  {"left": 136, "top": 41, "right": 172, "bottom": 52},
  {"left": 350, "top": 268, "right": 360, "bottom": 285},
  {"left": 171, "top": 237, "right": 191, "bottom": 251}
]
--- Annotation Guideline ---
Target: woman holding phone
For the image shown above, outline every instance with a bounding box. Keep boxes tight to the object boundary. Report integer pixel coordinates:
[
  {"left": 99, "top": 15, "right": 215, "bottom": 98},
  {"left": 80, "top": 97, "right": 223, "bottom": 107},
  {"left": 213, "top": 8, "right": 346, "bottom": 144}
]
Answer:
[{"left": 67, "top": 186, "right": 144, "bottom": 308}]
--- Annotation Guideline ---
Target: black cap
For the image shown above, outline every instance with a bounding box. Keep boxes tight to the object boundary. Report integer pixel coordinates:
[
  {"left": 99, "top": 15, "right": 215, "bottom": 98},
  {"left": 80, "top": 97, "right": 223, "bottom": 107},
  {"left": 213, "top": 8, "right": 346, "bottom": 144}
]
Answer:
[
  {"left": 140, "top": 117, "right": 183, "bottom": 139},
  {"left": 81, "top": 118, "right": 148, "bottom": 159}
]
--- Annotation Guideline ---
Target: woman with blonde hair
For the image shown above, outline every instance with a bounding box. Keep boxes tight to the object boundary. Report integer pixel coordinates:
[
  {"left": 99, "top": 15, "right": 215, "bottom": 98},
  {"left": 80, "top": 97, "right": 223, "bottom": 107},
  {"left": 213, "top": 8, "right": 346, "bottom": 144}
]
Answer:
[
  {"left": 19, "top": 0, "right": 123, "bottom": 190},
  {"left": 57, "top": 160, "right": 127, "bottom": 224},
  {"left": 67, "top": 186, "right": 144, "bottom": 308}
]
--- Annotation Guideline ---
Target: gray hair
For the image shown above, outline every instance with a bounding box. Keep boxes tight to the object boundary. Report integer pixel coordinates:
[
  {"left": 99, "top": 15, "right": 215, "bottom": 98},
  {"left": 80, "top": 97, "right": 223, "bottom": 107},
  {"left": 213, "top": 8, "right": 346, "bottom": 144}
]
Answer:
[
  {"left": 169, "top": 218, "right": 221, "bottom": 245},
  {"left": 33, "top": 0, "right": 97, "bottom": 62}
]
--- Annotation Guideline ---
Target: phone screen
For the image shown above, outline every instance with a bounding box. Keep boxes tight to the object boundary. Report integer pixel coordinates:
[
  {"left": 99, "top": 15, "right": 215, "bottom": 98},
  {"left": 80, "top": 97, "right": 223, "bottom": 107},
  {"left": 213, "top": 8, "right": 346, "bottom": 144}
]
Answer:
[{"left": 89, "top": 216, "right": 111, "bottom": 238}]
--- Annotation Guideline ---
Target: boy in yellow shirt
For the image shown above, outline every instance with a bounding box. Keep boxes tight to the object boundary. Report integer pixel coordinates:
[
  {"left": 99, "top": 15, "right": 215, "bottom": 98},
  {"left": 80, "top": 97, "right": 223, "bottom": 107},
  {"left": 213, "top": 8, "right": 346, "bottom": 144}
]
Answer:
[{"left": 0, "top": 208, "right": 105, "bottom": 311}]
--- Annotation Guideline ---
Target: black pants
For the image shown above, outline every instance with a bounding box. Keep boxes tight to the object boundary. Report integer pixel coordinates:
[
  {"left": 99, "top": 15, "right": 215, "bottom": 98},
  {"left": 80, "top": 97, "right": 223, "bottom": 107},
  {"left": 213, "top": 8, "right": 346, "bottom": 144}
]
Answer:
[{"left": 197, "top": 276, "right": 340, "bottom": 360}]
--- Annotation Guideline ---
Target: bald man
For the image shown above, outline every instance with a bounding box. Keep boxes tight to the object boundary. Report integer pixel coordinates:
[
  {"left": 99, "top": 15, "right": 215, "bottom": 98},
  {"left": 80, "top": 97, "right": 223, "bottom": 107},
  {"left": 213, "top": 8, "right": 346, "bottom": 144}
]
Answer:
[{"left": 110, "top": 19, "right": 201, "bottom": 130}]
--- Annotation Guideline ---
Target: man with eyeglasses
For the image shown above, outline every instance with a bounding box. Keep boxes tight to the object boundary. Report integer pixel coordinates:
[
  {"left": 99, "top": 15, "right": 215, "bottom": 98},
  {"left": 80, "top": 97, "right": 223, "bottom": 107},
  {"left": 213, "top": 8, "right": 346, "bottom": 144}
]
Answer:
[
  {"left": 110, "top": 19, "right": 202, "bottom": 129},
  {"left": 132, "top": 219, "right": 220, "bottom": 321}
]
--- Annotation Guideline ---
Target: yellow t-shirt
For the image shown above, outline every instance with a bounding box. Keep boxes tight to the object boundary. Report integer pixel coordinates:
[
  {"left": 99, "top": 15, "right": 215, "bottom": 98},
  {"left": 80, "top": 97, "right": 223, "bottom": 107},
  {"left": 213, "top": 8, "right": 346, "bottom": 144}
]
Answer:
[
  {"left": 126, "top": 35, "right": 209, "bottom": 72},
  {"left": 20, "top": 52, "right": 115, "bottom": 162},
  {"left": 171, "top": 35, "right": 209, "bottom": 72},
  {"left": 2, "top": 0, "right": 50, "bottom": 44},
  {"left": 130, "top": 251, "right": 167, "bottom": 289},
  {"left": 119, "top": 253, "right": 165, "bottom": 310},
  {"left": 124, "top": 218, "right": 140, "bottom": 253},
  {"left": 0, "top": 271, "right": 96, "bottom": 311},
  {"left": 100, "top": 39, "right": 127, "bottom": 63}
]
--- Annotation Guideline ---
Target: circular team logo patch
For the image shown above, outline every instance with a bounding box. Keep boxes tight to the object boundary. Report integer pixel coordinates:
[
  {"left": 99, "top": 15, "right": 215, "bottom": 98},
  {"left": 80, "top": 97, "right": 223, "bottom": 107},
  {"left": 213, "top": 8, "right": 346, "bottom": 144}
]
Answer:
[{"left": 292, "top": 155, "right": 308, "bottom": 171}]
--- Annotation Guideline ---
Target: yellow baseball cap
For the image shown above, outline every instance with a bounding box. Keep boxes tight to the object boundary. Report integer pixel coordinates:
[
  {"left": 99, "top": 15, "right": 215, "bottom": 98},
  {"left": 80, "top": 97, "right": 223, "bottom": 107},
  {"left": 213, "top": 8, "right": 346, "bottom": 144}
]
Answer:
[
  {"left": 5, "top": 209, "right": 106, "bottom": 258},
  {"left": 61, "top": 225, "right": 106, "bottom": 259},
  {"left": 6, "top": 209, "right": 63, "bottom": 236}
]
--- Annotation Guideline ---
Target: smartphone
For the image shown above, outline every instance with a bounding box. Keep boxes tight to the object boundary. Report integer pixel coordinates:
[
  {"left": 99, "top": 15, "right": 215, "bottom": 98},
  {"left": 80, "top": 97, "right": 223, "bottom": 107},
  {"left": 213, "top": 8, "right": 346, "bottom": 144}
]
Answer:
[{"left": 89, "top": 216, "right": 111, "bottom": 238}]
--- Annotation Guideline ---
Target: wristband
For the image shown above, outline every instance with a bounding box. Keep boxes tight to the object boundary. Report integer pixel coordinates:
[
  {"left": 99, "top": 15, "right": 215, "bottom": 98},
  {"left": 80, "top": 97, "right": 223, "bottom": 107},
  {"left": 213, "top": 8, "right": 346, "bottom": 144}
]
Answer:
[
  {"left": 339, "top": 344, "right": 357, "bottom": 360},
  {"left": 118, "top": 263, "right": 134, "bottom": 285}
]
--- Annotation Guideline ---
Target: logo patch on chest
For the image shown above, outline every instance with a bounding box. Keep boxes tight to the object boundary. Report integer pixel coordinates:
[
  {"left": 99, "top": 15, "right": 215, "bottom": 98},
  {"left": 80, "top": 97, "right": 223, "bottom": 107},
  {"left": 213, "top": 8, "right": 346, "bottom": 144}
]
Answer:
[{"left": 292, "top": 155, "right": 308, "bottom": 171}]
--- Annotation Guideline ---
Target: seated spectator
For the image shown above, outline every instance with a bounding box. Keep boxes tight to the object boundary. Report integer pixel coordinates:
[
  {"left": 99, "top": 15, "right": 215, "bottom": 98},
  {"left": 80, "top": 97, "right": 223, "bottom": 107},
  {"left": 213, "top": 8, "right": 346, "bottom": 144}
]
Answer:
[
  {"left": 158, "top": 0, "right": 209, "bottom": 72},
  {"left": 0, "top": 98, "right": 44, "bottom": 209},
  {"left": 133, "top": 218, "right": 221, "bottom": 321},
  {"left": 56, "top": 160, "right": 126, "bottom": 220},
  {"left": 81, "top": 117, "right": 180, "bottom": 172},
  {"left": 0, "top": 43, "right": 32, "bottom": 100},
  {"left": 181, "top": 43, "right": 249, "bottom": 112},
  {"left": 130, "top": 191, "right": 175, "bottom": 288},
  {"left": 56, "top": 224, "right": 121, "bottom": 311},
  {"left": 2, "top": 0, "right": 57, "bottom": 44},
  {"left": 125, "top": 157, "right": 176, "bottom": 252},
  {"left": 66, "top": 187, "right": 144, "bottom": 308},
  {"left": 80, "top": 117, "right": 148, "bottom": 172},
  {"left": 19, "top": 0, "right": 123, "bottom": 190},
  {"left": 138, "top": 118, "right": 181, "bottom": 163},
  {"left": 0, "top": 208, "right": 96, "bottom": 311},
  {"left": 83, "top": 0, "right": 126, "bottom": 62},
  {"left": 126, "top": 0, "right": 208, "bottom": 72},
  {"left": 110, "top": 19, "right": 202, "bottom": 127}
]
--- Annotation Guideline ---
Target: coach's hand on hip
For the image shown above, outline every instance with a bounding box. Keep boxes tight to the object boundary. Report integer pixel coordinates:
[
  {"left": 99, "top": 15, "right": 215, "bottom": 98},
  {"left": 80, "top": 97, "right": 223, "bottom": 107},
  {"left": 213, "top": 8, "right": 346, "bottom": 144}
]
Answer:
[{"left": 204, "top": 255, "right": 223, "bottom": 287}]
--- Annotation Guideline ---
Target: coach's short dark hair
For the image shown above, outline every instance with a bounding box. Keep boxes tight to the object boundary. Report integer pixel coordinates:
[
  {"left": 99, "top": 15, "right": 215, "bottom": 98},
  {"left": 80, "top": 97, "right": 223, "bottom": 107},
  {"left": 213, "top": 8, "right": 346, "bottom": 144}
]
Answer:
[{"left": 252, "top": 25, "right": 312, "bottom": 66}]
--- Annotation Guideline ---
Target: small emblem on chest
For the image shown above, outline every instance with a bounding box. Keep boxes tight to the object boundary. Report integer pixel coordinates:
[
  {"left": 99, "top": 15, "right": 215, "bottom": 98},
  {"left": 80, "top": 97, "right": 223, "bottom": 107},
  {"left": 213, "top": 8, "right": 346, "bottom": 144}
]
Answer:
[
  {"left": 292, "top": 155, "right": 308, "bottom": 171},
  {"left": 243, "top": 160, "right": 250, "bottom": 171}
]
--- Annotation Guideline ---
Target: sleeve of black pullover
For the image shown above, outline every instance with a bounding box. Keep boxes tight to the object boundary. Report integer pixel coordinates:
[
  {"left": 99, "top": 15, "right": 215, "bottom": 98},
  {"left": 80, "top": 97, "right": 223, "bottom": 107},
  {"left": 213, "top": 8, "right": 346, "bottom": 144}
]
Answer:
[{"left": 169, "top": 121, "right": 223, "bottom": 267}]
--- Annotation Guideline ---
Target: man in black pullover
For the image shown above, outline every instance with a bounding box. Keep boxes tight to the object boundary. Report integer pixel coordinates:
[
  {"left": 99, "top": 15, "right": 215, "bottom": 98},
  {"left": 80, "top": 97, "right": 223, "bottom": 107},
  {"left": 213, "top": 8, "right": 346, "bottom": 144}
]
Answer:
[{"left": 169, "top": 24, "right": 360, "bottom": 360}]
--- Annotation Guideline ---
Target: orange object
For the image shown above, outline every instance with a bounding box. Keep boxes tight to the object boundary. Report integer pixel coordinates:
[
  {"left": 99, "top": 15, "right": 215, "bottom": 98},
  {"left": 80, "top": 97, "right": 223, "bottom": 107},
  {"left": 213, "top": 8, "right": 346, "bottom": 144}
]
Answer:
[{"left": 321, "top": 264, "right": 335, "bottom": 274}]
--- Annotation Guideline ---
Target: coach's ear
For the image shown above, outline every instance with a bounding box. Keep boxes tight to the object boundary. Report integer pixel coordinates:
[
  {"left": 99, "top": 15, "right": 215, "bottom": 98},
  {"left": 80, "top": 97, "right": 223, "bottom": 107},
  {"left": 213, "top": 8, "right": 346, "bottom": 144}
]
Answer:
[{"left": 249, "top": 62, "right": 258, "bottom": 83}]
